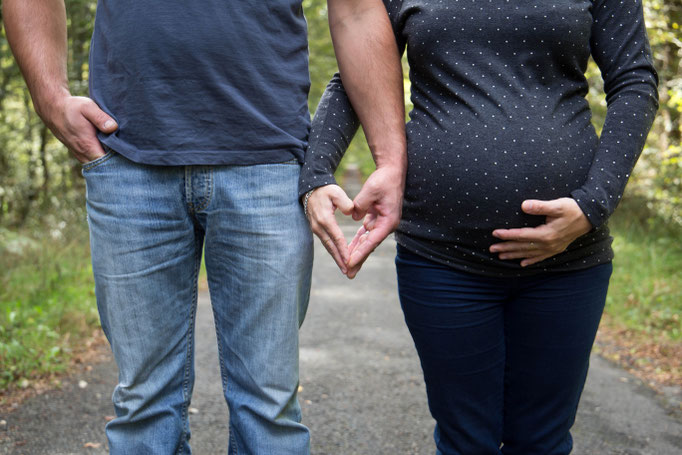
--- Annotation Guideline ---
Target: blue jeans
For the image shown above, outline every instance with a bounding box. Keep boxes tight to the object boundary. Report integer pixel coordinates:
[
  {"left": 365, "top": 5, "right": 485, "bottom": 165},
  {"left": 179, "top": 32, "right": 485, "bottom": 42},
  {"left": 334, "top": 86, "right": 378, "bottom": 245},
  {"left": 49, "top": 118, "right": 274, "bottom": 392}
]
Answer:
[
  {"left": 84, "top": 150, "right": 313, "bottom": 454},
  {"left": 395, "top": 245, "right": 612, "bottom": 455}
]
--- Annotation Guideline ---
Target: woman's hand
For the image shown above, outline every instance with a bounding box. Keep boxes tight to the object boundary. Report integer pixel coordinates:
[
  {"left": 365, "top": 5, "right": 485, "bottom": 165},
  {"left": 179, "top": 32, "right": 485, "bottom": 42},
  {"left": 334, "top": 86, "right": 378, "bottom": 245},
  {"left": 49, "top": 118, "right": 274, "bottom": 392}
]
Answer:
[
  {"left": 489, "top": 198, "right": 593, "bottom": 267},
  {"left": 305, "top": 184, "right": 355, "bottom": 275}
]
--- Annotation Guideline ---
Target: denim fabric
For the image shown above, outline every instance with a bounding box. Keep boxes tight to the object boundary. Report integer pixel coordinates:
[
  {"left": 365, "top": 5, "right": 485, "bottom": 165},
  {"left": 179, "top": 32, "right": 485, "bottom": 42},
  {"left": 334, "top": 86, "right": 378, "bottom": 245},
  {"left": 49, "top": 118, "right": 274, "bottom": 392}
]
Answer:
[
  {"left": 84, "top": 150, "right": 313, "bottom": 454},
  {"left": 395, "top": 245, "right": 612, "bottom": 455}
]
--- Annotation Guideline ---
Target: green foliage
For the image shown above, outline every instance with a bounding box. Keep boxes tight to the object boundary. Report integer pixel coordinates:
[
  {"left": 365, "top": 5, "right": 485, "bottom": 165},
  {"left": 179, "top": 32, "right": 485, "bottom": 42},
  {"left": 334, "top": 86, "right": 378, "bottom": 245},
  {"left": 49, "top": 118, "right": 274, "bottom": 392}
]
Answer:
[
  {"left": 0, "top": 0, "right": 95, "bottom": 229},
  {"left": 0, "top": 219, "right": 98, "bottom": 389},
  {"left": 630, "top": 1, "right": 682, "bottom": 225},
  {"left": 607, "top": 201, "right": 682, "bottom": 341}
]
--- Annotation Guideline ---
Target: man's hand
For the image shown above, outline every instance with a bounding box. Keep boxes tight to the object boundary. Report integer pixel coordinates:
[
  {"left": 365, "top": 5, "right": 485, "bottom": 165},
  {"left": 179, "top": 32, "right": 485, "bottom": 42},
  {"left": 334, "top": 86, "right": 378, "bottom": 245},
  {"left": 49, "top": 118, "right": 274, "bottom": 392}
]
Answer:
[
  {"left": 490, "top": 198, "right": 593, "bottom": 267},
  {"left": 306, "top": 184, "right": 355, "bottom": 275},
  {"left": 346, "top": 165, "right": 404, "bottom": 278},
  {"left": 4, "top": 0, "right": 118, "bottom": 163},
  {"left": 45, "top": 96, "right": 118, "bottom": 163},
  {"left": 327, "top": 0, "right": 407, "bottom": 278}
]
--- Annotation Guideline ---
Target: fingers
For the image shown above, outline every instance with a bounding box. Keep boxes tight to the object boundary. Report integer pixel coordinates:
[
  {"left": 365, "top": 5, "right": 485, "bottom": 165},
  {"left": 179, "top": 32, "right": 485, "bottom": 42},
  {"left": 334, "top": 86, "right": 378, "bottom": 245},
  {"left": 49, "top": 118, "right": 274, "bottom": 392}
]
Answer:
[
  {"left": 330, "top": 188, "right": 354, "bottom": 216},
  {"left": 490, "top": 236, "right": 564, "bottom": 264},
  {"left": 80, "top": 99, "right": 118, "bottom": 133},
  {"left": 318, "top": 230, "right": 349, "bottom": 275},
  {"left": 497, "top": 249, "right": 542, "bottom": 260},
  {"left": 52, "top": 97, "right": 114, "bottom": 163},
  {"left": 348, "top": 225, "right": 368, "bottom": 256},
  {"left": 491, "top": 199, "right": 590, "bottom": 266},
  {"left": 347, "top": 213, "right": 377, "bottom": 254},
  {"left": 351, "top": 179, "right": 378, "bottom": 221},
  {"left": 347, "top": 219, "right": 392, "bottom": 270},
  {"left": 307, "top": 185, "right": 352, "bottom": 274},
  {"left": 520, "top": 254, "right": 552, "bottom": 267},
  {"left": 352, "top": 191, "right": 370, "bottom": 221},
  {"left": 492, "top": 227, "right": 539, "bottom": 241},
  {"left": 345, "top": 220, "right": 394, "bottom": 279},
  {"left": 521, "top": 199, "right": 565, "bottom": 217},
  {"left": 314, "top": 213, "right": 349, "bottom": 274},
  {"left": 363, "top": 212, "right": 378, "bottom": 231},
  {"left": 490, "top": 240, "right": 540, "bottom": 255}
]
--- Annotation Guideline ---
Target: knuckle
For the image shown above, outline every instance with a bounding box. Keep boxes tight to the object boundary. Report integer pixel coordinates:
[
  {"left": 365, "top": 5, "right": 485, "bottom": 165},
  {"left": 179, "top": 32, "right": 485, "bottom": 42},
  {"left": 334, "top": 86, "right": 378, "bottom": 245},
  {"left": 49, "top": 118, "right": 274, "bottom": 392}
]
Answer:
[{"left": 543, "top": 234, "right": 557, "bottom": 244}]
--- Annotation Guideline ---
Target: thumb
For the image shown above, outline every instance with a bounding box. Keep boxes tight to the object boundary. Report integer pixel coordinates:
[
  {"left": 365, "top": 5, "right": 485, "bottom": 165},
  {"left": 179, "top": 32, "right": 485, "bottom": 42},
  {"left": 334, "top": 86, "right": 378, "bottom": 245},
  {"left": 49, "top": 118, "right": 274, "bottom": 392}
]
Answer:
[
  {"left": 521, "top": 199, "right": 563, "bottom": 217},
  {"left": 331, "top": 188, "right": 354, "bottom": 216},
  {"left": 352, "top": 187, "right": 373, "bottom": 221},
  {"left": 81, "top": 100, "right": 118, "bottom": 133}
]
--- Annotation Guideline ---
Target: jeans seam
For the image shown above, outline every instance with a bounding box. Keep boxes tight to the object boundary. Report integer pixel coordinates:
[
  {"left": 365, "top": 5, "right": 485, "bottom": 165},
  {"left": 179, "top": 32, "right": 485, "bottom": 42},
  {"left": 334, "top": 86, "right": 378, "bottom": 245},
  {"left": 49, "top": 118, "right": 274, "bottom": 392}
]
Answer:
[
  {"left": 210, "top": 293, "right": 235, "bottom": 453},
  {"left": 211, "top": 305, "right": 230, "bottom": 399},
  {"left": 185, "top": 167, "right": 195, "bottom": 215},
  {"left": 82, "top": 150, "right": 115, "bottom": 172},
  {"left": 195, "top": 168, "right": 213, "bottom": 213},
  {"left": 175, "top": 240, "right": 201, "bottom": 455},
  {"left": 230, "top": 427, "right": 239, "bottom": 455}
]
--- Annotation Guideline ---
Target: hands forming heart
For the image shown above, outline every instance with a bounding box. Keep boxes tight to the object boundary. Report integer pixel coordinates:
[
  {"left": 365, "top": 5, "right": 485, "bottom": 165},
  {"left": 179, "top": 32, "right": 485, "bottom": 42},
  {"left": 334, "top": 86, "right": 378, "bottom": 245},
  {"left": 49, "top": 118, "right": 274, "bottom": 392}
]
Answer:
[
  {"left": 306, "top": 167, "right": 403, "bottom": 279},
  {"left": 308, "top": 171, "right": 591, "bottom": 275}
]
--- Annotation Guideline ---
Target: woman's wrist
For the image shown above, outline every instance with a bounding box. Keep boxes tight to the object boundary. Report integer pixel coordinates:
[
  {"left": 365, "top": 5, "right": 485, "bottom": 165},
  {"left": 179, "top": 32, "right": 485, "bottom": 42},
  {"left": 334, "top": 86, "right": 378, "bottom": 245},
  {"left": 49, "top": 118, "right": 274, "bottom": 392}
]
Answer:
[{"left": 303, "top": 189, "right": 316, "bottom": 218}]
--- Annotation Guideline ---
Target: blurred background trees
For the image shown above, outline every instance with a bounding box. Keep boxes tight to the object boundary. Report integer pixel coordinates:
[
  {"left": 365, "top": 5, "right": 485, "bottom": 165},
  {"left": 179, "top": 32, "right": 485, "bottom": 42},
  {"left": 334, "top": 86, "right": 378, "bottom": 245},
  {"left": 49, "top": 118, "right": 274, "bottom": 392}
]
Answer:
[
  {"left": 0, "top": 0, "right": 679, "bottom": 231},
  {"left": 0, "top": 0, "right": 95, "bottom": 231},
  {"left": 0, "top": 0, "right": 680, "bottom": 390}
]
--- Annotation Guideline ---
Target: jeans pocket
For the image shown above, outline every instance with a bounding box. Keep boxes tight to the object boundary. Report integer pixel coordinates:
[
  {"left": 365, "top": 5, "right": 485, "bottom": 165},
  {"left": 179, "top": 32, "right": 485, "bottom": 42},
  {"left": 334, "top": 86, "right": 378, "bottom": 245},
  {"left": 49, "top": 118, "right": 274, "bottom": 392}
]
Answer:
[{"left": 82, "top": 149, "right": 116, "bottom": 173}]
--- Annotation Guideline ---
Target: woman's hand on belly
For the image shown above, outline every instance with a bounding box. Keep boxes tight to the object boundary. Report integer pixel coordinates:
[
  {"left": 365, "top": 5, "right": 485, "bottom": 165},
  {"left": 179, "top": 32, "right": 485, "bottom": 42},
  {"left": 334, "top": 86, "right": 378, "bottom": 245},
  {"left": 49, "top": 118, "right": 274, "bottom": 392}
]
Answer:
[{"left": 489, "top": 198, "right": 592, "bottom": 267}]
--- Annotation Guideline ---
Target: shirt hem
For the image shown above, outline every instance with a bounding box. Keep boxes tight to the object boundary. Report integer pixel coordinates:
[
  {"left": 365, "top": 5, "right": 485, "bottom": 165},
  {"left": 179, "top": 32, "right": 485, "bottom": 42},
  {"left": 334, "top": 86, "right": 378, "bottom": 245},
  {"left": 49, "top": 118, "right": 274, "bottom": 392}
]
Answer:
[
  {"left": 394, "top": 232, "right": 614, "bottom": 278},
  {"left": 99, "top": 135, "right": 304, "bottom": 166}
]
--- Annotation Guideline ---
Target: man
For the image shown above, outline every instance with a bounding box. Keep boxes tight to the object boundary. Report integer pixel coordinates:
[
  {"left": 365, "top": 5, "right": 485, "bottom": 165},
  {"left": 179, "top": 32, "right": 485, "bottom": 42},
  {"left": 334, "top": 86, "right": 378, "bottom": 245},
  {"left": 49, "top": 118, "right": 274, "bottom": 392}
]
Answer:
[{"left": 3, "top": 0, "right": 406, "bottom": 453}]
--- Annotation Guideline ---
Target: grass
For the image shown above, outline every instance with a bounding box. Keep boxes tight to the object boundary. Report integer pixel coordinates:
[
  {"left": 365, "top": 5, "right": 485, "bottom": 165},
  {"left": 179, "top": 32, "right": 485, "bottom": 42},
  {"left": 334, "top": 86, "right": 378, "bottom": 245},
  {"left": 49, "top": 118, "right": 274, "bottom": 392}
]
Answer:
[
  {"left": 0, "top": 221, "right": 99, "bottom": 391},
  {"left": 0, "top": 219, "right": 211, "bottom": 394},
  {"left": 606, "top": 205, "right": 681, "bottom": 342},
  {"left": 596, "top": 201, "right": 682, "bottom": 386}
]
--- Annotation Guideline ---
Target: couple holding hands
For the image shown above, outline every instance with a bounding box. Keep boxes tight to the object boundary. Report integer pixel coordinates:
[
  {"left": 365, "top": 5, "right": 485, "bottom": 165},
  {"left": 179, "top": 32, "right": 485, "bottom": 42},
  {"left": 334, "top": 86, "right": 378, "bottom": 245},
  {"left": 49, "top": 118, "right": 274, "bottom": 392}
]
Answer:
[{"left": 5, "top": 0, "right": 657, "bottom": 453}]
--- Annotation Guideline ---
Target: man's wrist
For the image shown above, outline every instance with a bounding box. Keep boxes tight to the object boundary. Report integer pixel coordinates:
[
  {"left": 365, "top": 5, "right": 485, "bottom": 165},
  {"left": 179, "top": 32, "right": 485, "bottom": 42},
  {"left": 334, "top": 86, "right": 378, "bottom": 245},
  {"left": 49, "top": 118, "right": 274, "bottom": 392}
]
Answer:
[
  {"left": 374, "top": 161, "right": 407, "bottom": 185},
  {"left": 371, "top": 144, "right": 407, "bottom": 173},
  {"left": 33, "top": 85, "right": 70, "bottom": 121}
]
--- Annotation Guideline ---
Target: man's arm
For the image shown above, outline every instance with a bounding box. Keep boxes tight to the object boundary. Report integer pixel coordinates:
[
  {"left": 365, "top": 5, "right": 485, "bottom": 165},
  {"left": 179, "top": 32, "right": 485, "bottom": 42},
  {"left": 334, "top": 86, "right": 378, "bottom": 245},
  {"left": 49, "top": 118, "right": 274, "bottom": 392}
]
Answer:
[
  {"left": 3, "top": 0, "right": 117, "bottom": 163},
  {"left": 327, "top": 0, "right": 407, "bottom": 278}
]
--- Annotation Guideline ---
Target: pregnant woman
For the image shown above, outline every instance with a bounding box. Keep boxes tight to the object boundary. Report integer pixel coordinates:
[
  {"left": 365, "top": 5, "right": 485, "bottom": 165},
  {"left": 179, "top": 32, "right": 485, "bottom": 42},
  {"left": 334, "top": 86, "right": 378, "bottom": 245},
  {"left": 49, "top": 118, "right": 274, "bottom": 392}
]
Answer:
[{"left": 301, "top": 0, "right": 658, "bottom": 454}]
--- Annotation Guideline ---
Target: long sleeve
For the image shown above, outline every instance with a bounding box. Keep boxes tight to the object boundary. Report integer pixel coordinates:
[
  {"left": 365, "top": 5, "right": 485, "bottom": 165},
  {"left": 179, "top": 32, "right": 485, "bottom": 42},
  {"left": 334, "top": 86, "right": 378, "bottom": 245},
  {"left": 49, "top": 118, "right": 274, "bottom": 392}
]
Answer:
[
  {"left": 298, "top": 73, "right": 361, "bottom": 198},
  {"left": 298, "top": 0, "right": 406, "bottom": 199},
  {"left": 570, "top": 0, "right": 659, "bottom": 228}
]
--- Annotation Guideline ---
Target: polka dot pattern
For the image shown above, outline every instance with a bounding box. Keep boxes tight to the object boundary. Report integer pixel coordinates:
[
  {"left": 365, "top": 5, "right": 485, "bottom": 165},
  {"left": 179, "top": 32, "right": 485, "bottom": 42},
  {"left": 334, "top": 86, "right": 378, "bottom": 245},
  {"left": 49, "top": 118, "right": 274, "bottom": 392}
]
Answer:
[{"left": 299, "top": 0, "right": 658, "bottom": 277}]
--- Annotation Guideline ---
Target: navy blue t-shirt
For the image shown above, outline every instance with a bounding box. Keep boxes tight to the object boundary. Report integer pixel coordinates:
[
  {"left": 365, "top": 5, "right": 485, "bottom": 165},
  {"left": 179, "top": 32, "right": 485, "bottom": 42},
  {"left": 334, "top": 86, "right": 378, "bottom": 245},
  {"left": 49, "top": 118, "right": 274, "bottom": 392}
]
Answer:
[{"left": 89, "top": 1, "right": 311, "bottom": 165}]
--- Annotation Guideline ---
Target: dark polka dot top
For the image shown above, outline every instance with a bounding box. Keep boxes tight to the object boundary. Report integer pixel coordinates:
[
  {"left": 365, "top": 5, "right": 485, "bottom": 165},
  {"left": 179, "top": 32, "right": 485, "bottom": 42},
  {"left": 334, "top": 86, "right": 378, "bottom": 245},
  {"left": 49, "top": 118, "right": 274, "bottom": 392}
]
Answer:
[{"left": 299, "top": 0, "right": 659, "bottom": 277}]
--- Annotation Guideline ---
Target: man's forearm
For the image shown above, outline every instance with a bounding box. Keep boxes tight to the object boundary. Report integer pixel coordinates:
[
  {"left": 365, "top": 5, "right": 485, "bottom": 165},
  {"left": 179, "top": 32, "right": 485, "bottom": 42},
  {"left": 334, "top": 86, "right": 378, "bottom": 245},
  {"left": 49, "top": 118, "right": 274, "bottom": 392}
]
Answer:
[
  {"left": 3, "top": 0, "right": 70, "bottom": 119},
  {"left": 327, "top": 0, "right": 406, "bottom": 173}
]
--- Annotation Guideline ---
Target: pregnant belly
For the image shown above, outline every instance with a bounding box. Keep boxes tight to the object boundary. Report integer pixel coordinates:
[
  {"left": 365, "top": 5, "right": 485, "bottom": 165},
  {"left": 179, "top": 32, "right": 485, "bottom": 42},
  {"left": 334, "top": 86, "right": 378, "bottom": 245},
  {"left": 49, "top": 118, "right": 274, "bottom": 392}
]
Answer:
[{"left": 402, "top": 134, "right": 596, "bottom": 237}]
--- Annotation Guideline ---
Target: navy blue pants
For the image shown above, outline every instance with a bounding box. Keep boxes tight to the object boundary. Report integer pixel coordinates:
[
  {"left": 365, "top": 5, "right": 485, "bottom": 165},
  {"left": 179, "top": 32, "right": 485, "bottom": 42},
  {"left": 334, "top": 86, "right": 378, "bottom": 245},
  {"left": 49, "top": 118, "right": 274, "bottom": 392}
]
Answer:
[{"left": 395, "top": 245, "right": 612, "bottom": 455}]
